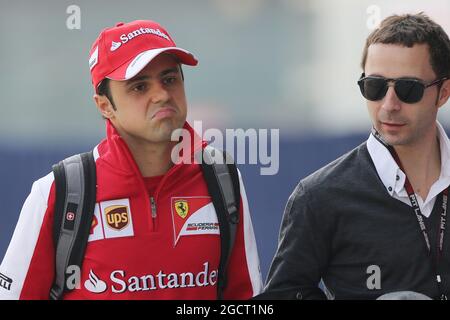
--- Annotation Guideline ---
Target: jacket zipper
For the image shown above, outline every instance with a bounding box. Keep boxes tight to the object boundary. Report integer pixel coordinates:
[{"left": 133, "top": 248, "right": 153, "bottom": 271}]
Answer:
[
  {"left": 150, "top": 196, "right": 157, "bottom": 231},
  {"left": 145, "top": 153, "right": 198, "bottom": 232},
  {"left": 147, "top": 162, "right": 184, "bottom": 232}
]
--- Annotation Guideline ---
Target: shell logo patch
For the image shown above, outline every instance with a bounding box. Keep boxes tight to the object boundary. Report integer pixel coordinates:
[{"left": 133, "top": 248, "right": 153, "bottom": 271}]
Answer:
[{"left": 90, "top": 215, "right": 98, "bottom": 235}]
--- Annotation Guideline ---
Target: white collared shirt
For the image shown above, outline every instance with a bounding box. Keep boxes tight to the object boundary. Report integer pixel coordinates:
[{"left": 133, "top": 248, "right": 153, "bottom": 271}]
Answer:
[{"left": 367, "top": 121, "right": 450, "bottom": 218}]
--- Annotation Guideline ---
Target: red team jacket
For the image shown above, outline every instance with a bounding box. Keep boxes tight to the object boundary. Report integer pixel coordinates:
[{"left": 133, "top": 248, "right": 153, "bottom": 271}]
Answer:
[{"left": 0, "top": 121, "right": 262, "bottom": 299}]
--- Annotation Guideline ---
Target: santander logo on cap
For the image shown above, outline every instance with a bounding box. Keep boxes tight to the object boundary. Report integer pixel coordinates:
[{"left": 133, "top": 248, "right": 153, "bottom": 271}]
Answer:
[
  {"left": 88, "top": 20, "right": 198, "bottom": 93},
  {"left": 110, "top": 41, "right": 122, "bottom": 52},
  {"left": 110, "top": 25, "right": 171, "bottom": 52}
]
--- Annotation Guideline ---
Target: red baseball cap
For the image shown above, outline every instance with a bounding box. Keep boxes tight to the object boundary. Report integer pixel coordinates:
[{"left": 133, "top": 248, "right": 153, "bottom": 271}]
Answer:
[{"left": 89, "top": 20, "right": 198, "bottom": 92}]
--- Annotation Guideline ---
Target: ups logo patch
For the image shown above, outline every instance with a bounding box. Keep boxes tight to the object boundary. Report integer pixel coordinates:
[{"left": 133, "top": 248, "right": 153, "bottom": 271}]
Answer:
[{"left": 105, "top": 205, "right": 129, "bottom": 230}]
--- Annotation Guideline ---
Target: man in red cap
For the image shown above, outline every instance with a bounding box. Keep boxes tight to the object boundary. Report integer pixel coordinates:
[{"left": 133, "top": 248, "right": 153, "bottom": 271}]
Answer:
[{"left": 0, "top": 20, "right": 262, "bottom": 300}]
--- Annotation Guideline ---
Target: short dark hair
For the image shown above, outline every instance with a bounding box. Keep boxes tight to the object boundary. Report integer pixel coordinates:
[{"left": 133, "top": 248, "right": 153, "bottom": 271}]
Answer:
[
  {"left": 97, "top": 78, "right": 116, "bottom": 110},
  {"left": 361, "top": 13, "right": 450, "bottom": 79}
]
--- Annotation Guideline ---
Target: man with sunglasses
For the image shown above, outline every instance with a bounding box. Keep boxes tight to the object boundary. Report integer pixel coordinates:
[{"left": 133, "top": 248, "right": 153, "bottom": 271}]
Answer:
[{"left": 263, "top": 13, "right": 450, "bottom": 299}]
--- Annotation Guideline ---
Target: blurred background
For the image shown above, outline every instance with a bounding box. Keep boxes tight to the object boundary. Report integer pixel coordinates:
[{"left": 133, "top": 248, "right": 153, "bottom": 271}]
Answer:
[{"left": 1, "top": 0, "right": 449, "bottom": 284}]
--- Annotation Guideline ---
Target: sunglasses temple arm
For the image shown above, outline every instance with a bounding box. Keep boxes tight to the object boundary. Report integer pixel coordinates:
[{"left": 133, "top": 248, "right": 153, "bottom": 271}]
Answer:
[{"left": 426, "top": 77, "right": 448, "bottom": 88}]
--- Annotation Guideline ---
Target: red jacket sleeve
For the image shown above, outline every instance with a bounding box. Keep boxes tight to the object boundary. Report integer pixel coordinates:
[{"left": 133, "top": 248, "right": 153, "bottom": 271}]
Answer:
[{"left": 0, "top": 172, "right": 56, "bottom": 300}]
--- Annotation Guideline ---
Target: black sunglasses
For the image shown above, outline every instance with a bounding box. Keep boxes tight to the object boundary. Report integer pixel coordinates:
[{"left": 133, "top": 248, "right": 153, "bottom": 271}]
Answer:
[{"left": 357, "top": 73, "right": 447, "bottom": 104}]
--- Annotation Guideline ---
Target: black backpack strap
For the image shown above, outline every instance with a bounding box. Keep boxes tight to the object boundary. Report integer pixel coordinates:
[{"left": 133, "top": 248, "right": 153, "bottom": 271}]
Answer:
[
  {"left": 198, "top": 146, "right": 240, "bottom": 300},
  {"left": 50, "top": 151, "right": 97, "bottom": 300}
]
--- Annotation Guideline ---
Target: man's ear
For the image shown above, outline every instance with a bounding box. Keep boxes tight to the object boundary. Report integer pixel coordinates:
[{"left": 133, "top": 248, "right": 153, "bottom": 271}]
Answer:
[
  {"left": 437, "top": 79, "right": 450, "bottom": 108},
  {"left": 94, "top": 94, "right": 115, "bottom": 119}
]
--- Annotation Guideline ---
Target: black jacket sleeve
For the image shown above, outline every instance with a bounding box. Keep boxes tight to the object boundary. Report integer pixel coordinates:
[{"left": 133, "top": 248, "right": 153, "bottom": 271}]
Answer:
[{"left": 260, "top": 182, "right": 331, "bottom": 300}]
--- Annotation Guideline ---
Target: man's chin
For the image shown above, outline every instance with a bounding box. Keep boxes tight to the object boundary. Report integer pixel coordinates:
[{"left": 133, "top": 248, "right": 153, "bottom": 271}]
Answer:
[
  {"left": 381, "top": 134, "right": 411, "bottom": 147},
  {"left": 148, "top": 124, "right": 183, "bottom": 143}
]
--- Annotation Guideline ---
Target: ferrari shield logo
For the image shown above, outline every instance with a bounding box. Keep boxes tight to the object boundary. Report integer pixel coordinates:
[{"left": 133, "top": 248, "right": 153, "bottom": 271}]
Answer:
[{"left": 175, "top": 200, "right": 189, "bottom": 219}]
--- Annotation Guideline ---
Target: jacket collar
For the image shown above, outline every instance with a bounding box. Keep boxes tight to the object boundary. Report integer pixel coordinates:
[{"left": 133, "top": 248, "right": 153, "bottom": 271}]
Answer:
[
  {"left": 367, "top": 121, "right": 450, "bottom": 204},
  {"left": 96, "top": 119, "right": 206, "bottom": 176}
]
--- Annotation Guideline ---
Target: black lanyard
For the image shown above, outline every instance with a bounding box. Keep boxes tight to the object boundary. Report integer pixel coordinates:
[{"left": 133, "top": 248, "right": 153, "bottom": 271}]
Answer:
[{"left": 372, "top": 128, "right": 448, "bottom": 300}]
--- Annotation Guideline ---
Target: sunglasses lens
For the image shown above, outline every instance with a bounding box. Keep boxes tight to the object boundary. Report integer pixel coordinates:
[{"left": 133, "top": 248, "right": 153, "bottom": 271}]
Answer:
[
  {"left": 395, "top": 80, "right": 424, "bottom": 104},
  {"left": 359, "top": 78, "right": 388, "bottom": 101}
]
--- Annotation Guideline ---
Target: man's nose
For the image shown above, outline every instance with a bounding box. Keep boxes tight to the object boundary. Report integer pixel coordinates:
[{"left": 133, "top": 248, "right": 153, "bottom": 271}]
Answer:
[
  {"left": 149, "top": 82, "right": 170, "bottom": 104},
  {"left": 381, "top": 85, "right": 401, "bottom": 112}
]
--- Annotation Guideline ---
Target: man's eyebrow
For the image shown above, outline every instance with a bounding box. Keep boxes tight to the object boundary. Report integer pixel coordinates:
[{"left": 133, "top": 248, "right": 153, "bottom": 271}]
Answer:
[
  {"left": 367, "top": 73, "right": 423, "bottom": 81},
  {"left": 125, "top": 67, "right": 180, "bottom": 85},
  {"left": 125, "top": 75, "right": 150, "bottom": 85},
  {"left": 160, "top": 67, "right": 180, "bottom": 77}
]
